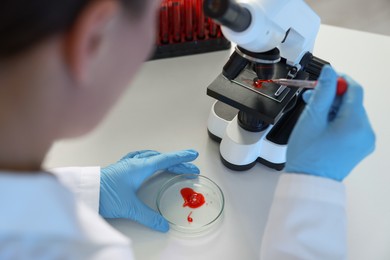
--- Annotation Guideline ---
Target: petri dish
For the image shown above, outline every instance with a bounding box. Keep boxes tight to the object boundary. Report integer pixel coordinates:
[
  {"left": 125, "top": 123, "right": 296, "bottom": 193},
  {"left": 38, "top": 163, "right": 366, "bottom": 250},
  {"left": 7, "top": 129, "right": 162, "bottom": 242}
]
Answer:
[{"left": 156, "top": 174, "right": 224, "bottom": 235}]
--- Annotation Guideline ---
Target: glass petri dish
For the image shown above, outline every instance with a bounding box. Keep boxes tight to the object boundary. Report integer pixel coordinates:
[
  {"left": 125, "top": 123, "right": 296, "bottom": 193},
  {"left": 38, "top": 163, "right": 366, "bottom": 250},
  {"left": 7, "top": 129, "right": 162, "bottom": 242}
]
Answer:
[{"left": 156, "top": 174, "right": 224, "bottom": 235}]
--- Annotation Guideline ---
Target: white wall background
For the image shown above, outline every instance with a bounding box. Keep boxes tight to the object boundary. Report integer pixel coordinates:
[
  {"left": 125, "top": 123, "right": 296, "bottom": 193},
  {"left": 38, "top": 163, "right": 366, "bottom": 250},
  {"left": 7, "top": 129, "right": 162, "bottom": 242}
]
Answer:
[{"left": 306, "top": 0, "right": 390, "bottom": 36}]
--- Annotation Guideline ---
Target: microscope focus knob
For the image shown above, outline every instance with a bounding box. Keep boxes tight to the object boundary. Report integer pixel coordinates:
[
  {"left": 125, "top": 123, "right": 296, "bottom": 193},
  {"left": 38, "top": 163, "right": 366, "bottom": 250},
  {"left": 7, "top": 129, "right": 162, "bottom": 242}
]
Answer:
[
  {"left": 237, "top": 111, "right": 269, "bottom": 132},
  {"left": 301, "top": 52, "right": 330, "bottom": 80}
]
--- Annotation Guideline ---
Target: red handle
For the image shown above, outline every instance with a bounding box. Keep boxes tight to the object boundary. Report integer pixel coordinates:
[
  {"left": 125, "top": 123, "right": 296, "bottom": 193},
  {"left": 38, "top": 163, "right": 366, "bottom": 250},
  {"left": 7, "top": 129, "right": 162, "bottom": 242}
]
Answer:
[{"left": 336, "top": 77, "right": 348, "bottom": 96}]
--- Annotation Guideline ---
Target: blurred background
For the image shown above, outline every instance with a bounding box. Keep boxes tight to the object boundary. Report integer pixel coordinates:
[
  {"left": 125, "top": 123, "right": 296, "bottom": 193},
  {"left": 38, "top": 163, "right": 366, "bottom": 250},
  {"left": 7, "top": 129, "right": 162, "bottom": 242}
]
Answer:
[{"left": 306, "top": 0, "right": 390, "bottom": 36}]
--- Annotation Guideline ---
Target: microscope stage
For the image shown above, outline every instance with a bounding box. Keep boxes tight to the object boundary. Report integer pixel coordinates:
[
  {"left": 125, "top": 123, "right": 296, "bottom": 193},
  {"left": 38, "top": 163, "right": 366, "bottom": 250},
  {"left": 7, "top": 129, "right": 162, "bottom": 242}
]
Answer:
[
  {"left": 206, "top": 63, "right": 308, "bottom": 124},
  {"left": 233, "top": 69, "right": 291, "bottom": 103}
]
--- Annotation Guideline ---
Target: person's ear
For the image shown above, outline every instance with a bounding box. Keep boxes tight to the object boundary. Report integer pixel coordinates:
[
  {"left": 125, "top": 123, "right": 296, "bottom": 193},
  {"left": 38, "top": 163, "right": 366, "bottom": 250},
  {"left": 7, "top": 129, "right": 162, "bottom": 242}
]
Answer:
[{"left": 64, "top": 0, "right": 119, "bottom": 84}]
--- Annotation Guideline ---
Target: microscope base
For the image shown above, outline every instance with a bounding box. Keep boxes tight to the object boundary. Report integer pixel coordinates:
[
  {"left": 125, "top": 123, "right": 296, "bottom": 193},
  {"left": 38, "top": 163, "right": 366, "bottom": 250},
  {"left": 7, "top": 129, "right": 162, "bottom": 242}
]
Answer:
[{"left": 207, "top": 100, "right": 287, "bottom": 171}]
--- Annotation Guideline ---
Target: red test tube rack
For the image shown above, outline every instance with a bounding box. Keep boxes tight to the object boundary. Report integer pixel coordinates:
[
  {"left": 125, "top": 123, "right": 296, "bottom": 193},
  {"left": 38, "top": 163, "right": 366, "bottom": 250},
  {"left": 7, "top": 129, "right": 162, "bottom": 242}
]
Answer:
[{"left": 150, "top": 0, "right": 231, "bottom": 60}]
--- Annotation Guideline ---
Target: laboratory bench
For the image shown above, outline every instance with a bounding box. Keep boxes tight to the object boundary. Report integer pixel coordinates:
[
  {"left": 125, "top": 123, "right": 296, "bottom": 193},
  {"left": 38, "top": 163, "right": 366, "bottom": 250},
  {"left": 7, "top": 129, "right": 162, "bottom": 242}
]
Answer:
[{"left": 44, "top": 25, "right": 390, "bottom": 260}]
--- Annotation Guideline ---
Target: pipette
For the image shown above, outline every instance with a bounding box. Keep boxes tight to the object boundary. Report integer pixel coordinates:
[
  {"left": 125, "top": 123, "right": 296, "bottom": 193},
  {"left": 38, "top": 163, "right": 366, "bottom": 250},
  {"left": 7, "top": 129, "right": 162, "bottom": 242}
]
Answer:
[
  {"left": 262, "top": 77, "right": 348, "bottom": 96},
  {"left": 258, "top": 77, "right": 348, "bottom": 121}
]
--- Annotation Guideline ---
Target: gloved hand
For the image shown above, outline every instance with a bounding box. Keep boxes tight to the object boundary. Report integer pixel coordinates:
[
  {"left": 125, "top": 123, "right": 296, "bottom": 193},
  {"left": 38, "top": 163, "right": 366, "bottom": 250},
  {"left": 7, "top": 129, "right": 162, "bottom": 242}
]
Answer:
[
  {"left": 99, "top": 149, "right": 199, "bottom": 232},
  {"left": 285, "top": 65, "right": 375, "bottom": 181}
]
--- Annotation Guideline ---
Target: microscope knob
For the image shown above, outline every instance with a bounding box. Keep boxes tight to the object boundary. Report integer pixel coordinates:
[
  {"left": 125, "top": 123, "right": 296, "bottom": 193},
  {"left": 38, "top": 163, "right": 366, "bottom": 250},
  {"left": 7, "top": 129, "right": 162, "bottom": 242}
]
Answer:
[
  {"left": 237, "top": 111, "right": 269, "bottom": 132},
  {"left": 301, "top": 53, "right": 330, "bottom": 80}
]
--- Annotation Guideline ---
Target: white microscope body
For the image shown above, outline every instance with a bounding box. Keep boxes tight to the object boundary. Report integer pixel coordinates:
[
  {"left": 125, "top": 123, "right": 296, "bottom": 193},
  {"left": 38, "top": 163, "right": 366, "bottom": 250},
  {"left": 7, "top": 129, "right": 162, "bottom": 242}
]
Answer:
[{"left": 204, "top": 0, "right": 324, "bottom": 170}]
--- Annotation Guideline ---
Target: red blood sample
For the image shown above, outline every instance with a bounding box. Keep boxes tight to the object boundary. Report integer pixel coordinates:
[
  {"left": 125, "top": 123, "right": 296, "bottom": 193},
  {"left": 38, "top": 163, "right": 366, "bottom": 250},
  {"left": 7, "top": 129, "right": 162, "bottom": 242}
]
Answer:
[
  {"left": 187, "top": 211, "right": 193, "bottom": 223},
  {"left": 160, "top": 1, "right": 169, "bottom": 44},
  {"left": 208, "top": 18, "right": 218, "bottom": 37},
  {"left": 185, "top": 0, "right": 194, "bottom": 40},
  {"left": 253, "top": 79, "right": 273, "bottom": 88},
  {"left": 172, "top": 1, "right": 182, "bottom": 42},
  {"left": 253, "top": 80, "right": 263, "bottom": 88},
  {"left": 196, "top": 0, "right": 205, "bottom": 39},
  {"left": 180, "top": 187, "right": 205, "bottom": 208}
]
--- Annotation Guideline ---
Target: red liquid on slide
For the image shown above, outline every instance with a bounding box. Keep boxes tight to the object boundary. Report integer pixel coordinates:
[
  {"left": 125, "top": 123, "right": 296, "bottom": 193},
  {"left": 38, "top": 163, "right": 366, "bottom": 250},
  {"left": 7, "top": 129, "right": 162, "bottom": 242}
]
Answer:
[
  {"left": 253, "top": 79, "right": 273, "bottom": 88},
  {"left": 181, "top": 187, "right": 206, "bottom": 223}
]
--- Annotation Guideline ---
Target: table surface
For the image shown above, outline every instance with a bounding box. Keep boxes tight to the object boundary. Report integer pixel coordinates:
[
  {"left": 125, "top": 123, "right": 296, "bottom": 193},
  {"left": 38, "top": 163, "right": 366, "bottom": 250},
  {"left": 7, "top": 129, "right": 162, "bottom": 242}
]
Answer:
[{"left": 44, "top": 25, "right": 390, "bottom": 260}]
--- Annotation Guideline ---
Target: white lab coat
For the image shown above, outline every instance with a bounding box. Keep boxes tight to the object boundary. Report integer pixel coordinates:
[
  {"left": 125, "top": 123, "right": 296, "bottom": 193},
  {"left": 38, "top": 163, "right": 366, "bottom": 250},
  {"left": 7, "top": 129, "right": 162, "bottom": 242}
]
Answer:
[
  {"left": 260, "top": 174, "right": 347, "bottom": 260},
  {"left": 0, "top": 168, "right": 134, "bottom": 260},
  {"left": 0, "top": 168, "right": 346, "bottom": 259}
]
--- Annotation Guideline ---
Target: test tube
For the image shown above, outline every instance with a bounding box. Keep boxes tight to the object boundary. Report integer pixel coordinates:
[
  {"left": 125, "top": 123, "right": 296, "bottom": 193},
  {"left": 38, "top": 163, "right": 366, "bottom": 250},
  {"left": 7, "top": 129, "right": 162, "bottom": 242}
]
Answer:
[
  {"left": 208, "top": 17, "right": 218, "bottom": 37},
  {"left": 160, "top": 0, "right": 169, "bottom": 44},
  {"left": 185, "top": 0, "right": 194, "bottom": 40},
  {"left": 172, "top": 0, "right": 182, "bottom": 42},
  {"left": 196, "top": 0, "right": 205, "bottom": 39}
]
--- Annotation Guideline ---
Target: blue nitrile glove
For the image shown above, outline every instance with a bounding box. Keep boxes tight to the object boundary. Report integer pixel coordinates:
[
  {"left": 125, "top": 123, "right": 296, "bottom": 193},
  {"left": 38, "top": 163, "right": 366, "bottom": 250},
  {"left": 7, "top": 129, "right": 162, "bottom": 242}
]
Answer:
[
  {"left": 285, "top": 66, "right": 375, "bottom": 181},
  {"left": 99, "top": 149, "right": 200, "bottom": 232}
]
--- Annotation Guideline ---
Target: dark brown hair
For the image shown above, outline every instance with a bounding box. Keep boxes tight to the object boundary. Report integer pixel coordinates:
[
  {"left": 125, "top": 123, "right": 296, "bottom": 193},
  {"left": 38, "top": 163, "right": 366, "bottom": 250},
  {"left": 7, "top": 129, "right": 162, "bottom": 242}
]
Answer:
[{"left": 0, "top": 0, "right": 146, "bottom": 59}]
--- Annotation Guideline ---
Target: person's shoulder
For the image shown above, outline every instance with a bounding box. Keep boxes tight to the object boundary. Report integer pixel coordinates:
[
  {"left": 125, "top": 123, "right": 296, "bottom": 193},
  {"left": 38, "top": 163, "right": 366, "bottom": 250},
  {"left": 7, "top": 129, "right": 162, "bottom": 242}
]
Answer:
[
  {"left": 0, "top": 172, "right": 81, "bottom": 236},
  {"left": 0, "top": 171, "right": 134, "bottom": 259}
]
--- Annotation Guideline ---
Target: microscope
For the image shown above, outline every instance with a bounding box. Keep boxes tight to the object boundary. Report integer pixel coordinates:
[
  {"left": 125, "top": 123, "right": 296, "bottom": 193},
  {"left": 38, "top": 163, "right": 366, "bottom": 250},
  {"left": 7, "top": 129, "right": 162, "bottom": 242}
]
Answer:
[{"left": 203, "top": 0, "right": 330, "bottom": 171}]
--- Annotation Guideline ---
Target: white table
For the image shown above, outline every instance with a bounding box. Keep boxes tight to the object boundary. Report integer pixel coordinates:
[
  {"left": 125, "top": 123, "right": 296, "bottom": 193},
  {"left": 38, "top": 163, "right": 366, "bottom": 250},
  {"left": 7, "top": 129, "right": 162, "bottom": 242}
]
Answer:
[{"left": 44, "top": 25, "right": 390, "bottom": 260}]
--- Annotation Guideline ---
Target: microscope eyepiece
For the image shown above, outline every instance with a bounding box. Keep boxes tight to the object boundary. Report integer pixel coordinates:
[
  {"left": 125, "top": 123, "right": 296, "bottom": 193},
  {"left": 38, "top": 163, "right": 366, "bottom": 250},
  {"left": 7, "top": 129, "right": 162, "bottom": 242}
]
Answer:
[{"left": 203, "top": 0, "right": 251, "bottom": 32}]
